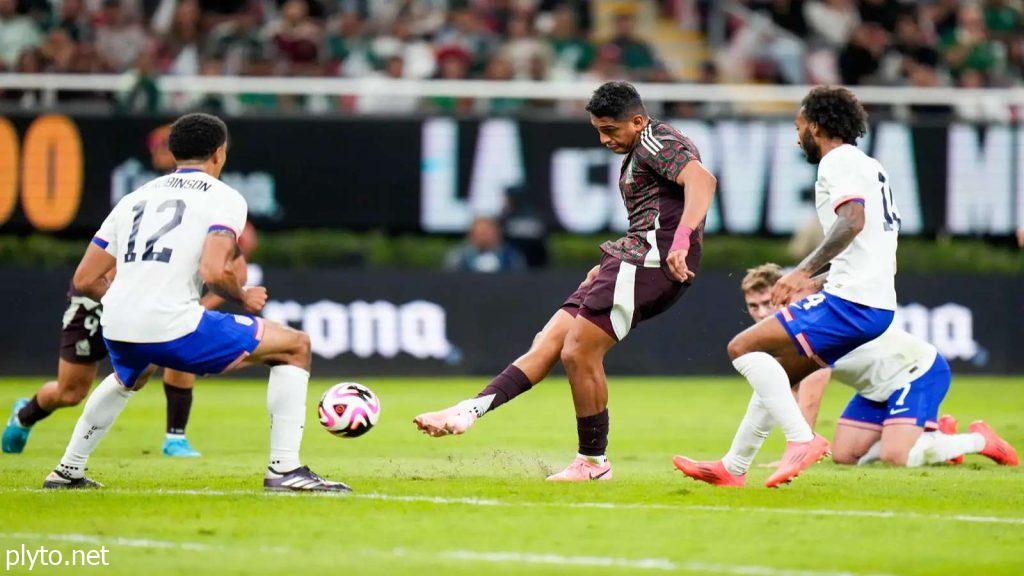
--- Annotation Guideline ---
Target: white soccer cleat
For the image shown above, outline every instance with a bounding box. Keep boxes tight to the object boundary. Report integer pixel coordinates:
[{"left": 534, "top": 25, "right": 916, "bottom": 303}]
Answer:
[{"left": 413, "top": 404, "right": 478, "bottom": 437}]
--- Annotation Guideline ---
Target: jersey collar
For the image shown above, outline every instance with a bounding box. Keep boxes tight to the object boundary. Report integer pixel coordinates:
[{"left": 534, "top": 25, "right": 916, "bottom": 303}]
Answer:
[{"left": 175, "top": 168, "right": 204, "bottom": 174}]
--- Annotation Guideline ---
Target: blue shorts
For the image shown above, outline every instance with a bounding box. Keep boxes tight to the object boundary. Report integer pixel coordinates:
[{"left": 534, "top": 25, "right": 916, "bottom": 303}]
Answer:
[
  {"left": 775, "top": 291, "right": 894, "bottom": 366},
  {"left": 838, "top": 355, "right": 951, "bottom": 431},
  {"left": 105, "top": 310, "right": 264, "bottom": 388}
]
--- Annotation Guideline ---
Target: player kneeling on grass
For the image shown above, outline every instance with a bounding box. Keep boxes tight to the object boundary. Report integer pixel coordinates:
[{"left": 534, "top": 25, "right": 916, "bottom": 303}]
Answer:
[
  {"left": 42, "top": 113, "right": 348, "bottom": 493},
  {"left": 674, "top": 264, "right": 1019, "bottom": 487},
  {"left": 414, "top": 81, "right": 717, "bottom": 482}
]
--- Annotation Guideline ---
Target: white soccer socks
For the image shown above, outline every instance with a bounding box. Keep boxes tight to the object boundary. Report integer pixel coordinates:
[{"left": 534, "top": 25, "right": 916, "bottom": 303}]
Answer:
[
  {"left": 722, "top": 392, "right": 775, "bottom": 476},
  {"left": 57, "top": 373, "right": 134, "bottom": 479},
  {"left": 732, "top": 352, "right": 814, "bottom": 443},
  {"left": 906, "top": 431, "right": 986, "bottom": 467},
  {"left": 267, "top": 364, "right": 309, "bottom": 472}
]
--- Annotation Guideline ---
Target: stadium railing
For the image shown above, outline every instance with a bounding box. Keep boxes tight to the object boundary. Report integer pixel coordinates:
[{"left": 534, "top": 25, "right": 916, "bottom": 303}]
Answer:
[{"left": 2, "top": 74, "right": 1024, "bottom": 109}]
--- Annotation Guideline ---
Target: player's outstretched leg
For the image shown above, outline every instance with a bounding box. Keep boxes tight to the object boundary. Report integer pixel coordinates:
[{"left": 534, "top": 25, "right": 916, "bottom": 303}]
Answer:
[
  {"left": 728, "top": 317, "right": 829, "bottom": 488},
  {"left": 547, "top": 315, "right": 615, "bottom": 482},
  {"left": 414, "top": 309, "right": 574, "bottom": 437},
  {"left": 244, "top": 320, "right": 351, "bottom": 493},
  {"left": 161, "top": 369, "right": 201, "bottom": 458},
  {"left": 673, "top": 392, "right": 774, "bottom": 487},
  {"left": 4, "top": 360, "right": 97, "bottom": 454},
  {"left": 44, "top": 367, "right": 153, "bottom": 489}
]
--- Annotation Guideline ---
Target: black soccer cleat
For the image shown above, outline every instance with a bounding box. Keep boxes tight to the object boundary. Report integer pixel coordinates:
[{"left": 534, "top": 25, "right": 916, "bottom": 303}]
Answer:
[
  {"left": 42, "top": 469, "right": 103, "bottom": 490},
  {"left": 263, "top": 466, "right": 352, "bottom": 493}
]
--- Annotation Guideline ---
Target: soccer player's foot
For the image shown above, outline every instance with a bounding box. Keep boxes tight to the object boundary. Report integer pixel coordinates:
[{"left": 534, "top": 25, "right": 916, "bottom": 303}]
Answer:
[
  {"left": 264, "top": 466, "right": 352, "bottom": 493},
  {"left": 765, "top": 433, "right": 830, "bottom": 488},
  {"left": 42, "top": 470, "right": 103, "bottom": 489},
  {"left": 672, "top": 457, "right": 745, "bottom": 487},
  {"left": 162, "top": 436, "right": 201, "bottom": 458},
  {"left": 413, "top": 404, "right": 477, "bottom": 437},
  {"left": 2, "top": 398, "right": 32, "bottom": 454},
  {"left": 938, "top": 415, "right": 963, "bottom": 465},
  {"left": 545, "top": 455, "right": 612, "bottom": 482},
  {"left": 969, "top": 421, "right": 1019, "bottom": 467}
]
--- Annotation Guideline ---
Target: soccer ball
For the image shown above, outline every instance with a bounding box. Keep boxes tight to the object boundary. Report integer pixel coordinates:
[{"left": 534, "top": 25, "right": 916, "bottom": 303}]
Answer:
[{"left": 318, "top": 383, "right": 381, "bottom": 438}]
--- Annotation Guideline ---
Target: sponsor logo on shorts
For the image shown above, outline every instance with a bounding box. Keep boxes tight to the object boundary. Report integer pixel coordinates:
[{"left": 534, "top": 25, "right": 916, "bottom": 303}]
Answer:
[
  {"left": 233, "top": 315, "right": 255, "bottom": 326},
  {"left": 75, "top": 339, "right": 91, "bottom": 358}
]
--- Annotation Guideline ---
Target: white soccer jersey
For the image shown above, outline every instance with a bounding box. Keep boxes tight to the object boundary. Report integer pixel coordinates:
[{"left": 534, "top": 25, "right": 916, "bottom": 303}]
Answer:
[
  {"left": 815, "top": 144, "right": 900, "bottom": 310},
  {"left": 831, "top": 326, "right": 938, "bottom": 402},
  {"left": 94, "top": 170, "right": 247, "bottom": 343}
]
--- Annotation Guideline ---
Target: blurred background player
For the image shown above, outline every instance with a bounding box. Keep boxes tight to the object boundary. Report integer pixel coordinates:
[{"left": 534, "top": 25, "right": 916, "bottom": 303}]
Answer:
[
  {"left": 722, "top": 86, "right": 899, "bottom": 488},
  {"left": 43, "top": 113, "right": 347, "bottom": 492},
  {"left": 414, "top": 81, "right": 717, "bottom": 482},
  {"left": 674, "top": 264, "right": 1018, "bottom": 487}
]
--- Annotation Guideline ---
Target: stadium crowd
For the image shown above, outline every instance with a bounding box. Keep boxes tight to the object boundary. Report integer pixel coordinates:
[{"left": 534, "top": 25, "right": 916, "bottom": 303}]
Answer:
[{"left": 0, "top": 0, "right": 1021, "bottom": 118}]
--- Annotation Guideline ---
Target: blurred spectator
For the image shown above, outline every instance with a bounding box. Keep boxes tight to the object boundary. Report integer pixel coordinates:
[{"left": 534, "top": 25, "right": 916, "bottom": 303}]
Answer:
[
  {"left": 892, "top": 13, "right": 940, "bottom": 68},
  {"left": 545, "top": 5, "right": 593, "bottom": 80},
  {"left": 444, "top": 217, "right": 526, "bottom": 273},
  {"left": 55, "top": 0, "right": 93, "bottom": 43},
  {"left": 0, "top": 0, "right": 43, "bottom": 70},
  {"left": 804, "top": 0, "right": 860, "bottom": 48},
  {"left": 156, "top": 0, "right": 201, "bottom": 75},
  {"left": 429, "top": 46, "right": 474, "bottom": 114},
  {"left": 435, "top": 6, "right": 500, "bottom": 74},
  {"left": 368, "top": 18, "right": 436, "bottom": 79},
  {"left": 761, "top": 0, "right": 808, "bottom": 37},
  {"left": 941, "top": 5, "right": 1001, "bottom": 78},
  {"left": 500, "top": 14, "right": 551, "bottom": 80},
  {"left": 984, "top": 0, "right": 1022, "bottom": 42},
  {"left": 482, "top": 54, "right": 524, "bottom": 114},
  {"left": 264, "top": 0, "right": 323, "bottom": 74},
  {"left": 206, "top": 6, "right": 267, "bottom": 75},
  {"left": 838, "top": 23, "right": 887, "bottom": 85},
  {"left": 607, "top": 13, "right": 660, "bottom": 80},
  {"left": 95, "top": 0, "right": 148, "bottom": 72},
  {"left": 905, "top": 60, "right": 954, "bottom": 119}
]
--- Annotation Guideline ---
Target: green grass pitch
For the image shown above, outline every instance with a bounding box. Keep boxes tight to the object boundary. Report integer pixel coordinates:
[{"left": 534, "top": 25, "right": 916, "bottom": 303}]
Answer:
[{"left": 1, "top": 375, "right": 1022, "bottom": 575}]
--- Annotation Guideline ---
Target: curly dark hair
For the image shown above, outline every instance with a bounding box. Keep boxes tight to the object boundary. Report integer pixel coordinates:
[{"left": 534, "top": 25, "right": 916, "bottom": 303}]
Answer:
[
  {"left": 585, "top": 81, "right": 645, "bottom": 120},
  {"left": 168, "top": 113, "right": 229, "bottom": 162},
  {"left": 800, "top": 86, "right": 867, "bottom": 145}
]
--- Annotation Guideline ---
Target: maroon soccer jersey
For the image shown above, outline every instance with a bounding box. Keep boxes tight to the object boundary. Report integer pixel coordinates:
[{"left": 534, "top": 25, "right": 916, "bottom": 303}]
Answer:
[{"left": 599, "top": 120, "right": 704, "bottom": 273}]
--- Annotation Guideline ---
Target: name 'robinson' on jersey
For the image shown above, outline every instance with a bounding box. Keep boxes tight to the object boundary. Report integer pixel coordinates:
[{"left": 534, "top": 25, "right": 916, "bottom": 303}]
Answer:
[{"left": 93, "top": 169, "right": 248, "bottom": 343}]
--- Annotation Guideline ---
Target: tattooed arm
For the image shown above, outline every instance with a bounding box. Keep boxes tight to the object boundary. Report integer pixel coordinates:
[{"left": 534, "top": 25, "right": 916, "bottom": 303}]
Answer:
[
  {"left": 771, "top": 201, "right": 865, "bottom": 307},
  {"left": 200, "top": 230, "right": 266, "bottom": 313}
]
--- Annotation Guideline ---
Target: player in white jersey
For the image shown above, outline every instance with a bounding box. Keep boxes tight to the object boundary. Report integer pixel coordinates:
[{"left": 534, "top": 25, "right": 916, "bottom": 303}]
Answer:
[
  {"left": 674, "top": 265, "right": 1018, "bottom": 486},
  {"left": 42, "top": 113, "right": 349, "bottom": 492},
  {"left": 702, "top": 87, "right": 903, "bottom": 488}
]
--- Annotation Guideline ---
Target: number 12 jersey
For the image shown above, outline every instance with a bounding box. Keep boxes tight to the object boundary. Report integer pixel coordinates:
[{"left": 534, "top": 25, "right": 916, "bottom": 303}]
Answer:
[{"left": 92, "top": 169, "right": 248, "bottom": 343}]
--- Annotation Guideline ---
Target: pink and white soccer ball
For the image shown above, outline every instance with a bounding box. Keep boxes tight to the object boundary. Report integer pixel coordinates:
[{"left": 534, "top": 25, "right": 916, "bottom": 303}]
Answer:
[{"left": 318, "top": 383, "right": 381, "bottom": 438}]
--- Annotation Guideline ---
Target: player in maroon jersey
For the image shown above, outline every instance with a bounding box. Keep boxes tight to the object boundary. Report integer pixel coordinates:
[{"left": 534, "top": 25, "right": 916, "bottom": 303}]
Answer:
[{"left": 414, "top": 82, "right": 718, "bottom": 481}]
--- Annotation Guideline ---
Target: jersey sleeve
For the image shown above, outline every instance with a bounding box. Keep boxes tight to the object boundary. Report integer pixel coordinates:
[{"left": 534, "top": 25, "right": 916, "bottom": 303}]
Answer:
[
  {"left": 820, "top": 153, "right": 867, "bottom": 213},
  {"left": 637, "top": 137, "right": 694, "bottom": 184},
  {"left": 209, "top": 188, "right": 248, "bottom": 238},
  {"left": 92, "top": 206, "right": 120, "bottom": 257}
]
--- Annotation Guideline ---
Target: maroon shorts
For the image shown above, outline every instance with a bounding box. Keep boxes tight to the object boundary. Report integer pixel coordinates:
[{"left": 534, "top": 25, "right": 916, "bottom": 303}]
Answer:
[
  {"left": 58, "top": 297, "right": 107, "bottom": 364},
  {"left": 561, "top": 253, "right": 689, "bottom": 341}
]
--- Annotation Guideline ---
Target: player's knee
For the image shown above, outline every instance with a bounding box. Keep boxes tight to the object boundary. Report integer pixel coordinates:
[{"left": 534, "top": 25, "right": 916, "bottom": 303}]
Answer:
[
  {"left": 560, "top": 337, "right": 582, "bottom": 371},
  {"left": 879, "top": 447, "right": 908, "bottom": 467},
  {"left": 57, "top": 384, "right": 89, "bottom": 407},
  {"left": 292, "top": 331, "right": 312, "bottom": 365},
  {"left": 831, "top": 450, "right": 859, "bottom": 466}
]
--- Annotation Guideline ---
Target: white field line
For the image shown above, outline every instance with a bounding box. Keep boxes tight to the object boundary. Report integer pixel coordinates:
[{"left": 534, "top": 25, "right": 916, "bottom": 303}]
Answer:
[
  {"left": 0, "top": 532, "right": 218, "bottom": 552},
  {"left": 6, "top": 487, "right": 1024, "bottom": 526},
  {"left": 398, "top": 549, "right": 898, "bottom": 576}
]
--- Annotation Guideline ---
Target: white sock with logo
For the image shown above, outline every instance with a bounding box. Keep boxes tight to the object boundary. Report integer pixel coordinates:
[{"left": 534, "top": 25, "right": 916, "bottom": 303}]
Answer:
[
  {"left": 732, "top": 352, "right": 814, "bottom": 443},
  {"left": 57, "top": 373, "right": 133, "bottom": 479},
  {"left": 267, "top": 365, "right": 309, "bottom": 473},
  {"left": 722, "top": 393, "right": 774, "bottom": 476},
  {"left": 906, "top": 432, "right": 986, "bottom": 467}
]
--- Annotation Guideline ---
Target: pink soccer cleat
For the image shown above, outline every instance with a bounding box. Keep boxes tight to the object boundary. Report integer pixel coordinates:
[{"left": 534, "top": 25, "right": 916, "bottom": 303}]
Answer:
[
  {"left": 545, "top": 455, "right": 612, "bottom": 482},
  {"left": 938, "top": 415, "right": 963, "bottom": 465},
  {"left": 765, "top": 433, "right": 830, "bottom": 488},
  {"left": 672, "top": 457, "right": 745, "bottom": 487},
  {"left": 969, "top": 420, "right": 1020, "bottom": 467},
  {"left": 413, "top": 405, "right": 477, "bottom": 437}
]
